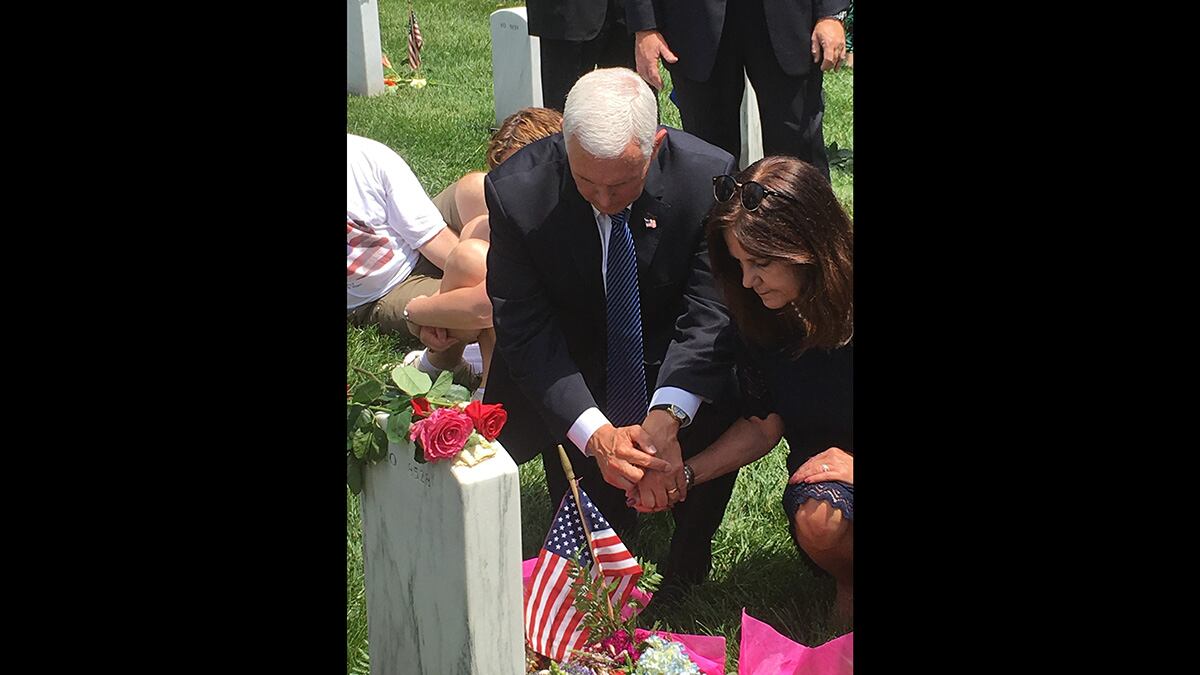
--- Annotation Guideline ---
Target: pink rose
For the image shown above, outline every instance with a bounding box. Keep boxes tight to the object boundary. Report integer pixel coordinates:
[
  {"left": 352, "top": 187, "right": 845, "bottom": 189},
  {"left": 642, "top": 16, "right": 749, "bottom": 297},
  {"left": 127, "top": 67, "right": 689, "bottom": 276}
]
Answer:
[{"left": 408, "top": 407, "right": 473, "bottom": 462}]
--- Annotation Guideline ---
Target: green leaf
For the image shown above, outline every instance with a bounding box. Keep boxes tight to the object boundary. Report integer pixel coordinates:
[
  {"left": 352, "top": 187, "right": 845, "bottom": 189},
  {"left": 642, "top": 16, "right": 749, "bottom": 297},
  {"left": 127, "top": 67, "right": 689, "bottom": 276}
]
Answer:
[
  {"left": 352, "top": 434, "right": 368, "bottom": 460},
  {"left": 352, "top": 379, "right": 385, "bottom": 403},
  {"left": 427, "top": 369, "right": 453, "bottom": 400},
  {"left": 356, "top": 408, "right": 374, "bottom": 431},
  {"left": 347, "top": 456, "right": 363, "bottom": 494},
  {"left": 446, "top": 384, "right": 471, "bottom": 402},
  {"left": 391, "top": 364, "right": 432, "bottom": 396},
  {"left": 347, "top": 404, "right": 365, "bottom": 435},
  {"left": 386, "top": 393, "right": 412, "bottom": 416},
  {"left": 369, "top": 426, "right": 389, "bottom": 462},
  {"left": 386, "top": 407, "right": 413, "bottom": 444}
]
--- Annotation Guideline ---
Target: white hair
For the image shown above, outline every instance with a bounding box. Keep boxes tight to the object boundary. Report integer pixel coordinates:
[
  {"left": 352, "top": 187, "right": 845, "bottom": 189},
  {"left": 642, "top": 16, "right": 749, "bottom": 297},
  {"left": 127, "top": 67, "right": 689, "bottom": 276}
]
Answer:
[{"left": 562, "top": 68, "right": 658, "bottom": 160}]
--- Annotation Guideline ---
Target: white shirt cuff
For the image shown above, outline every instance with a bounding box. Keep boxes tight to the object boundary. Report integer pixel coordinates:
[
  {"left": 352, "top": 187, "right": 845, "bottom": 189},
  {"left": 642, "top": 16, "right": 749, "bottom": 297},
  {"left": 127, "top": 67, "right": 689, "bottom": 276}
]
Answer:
[
  {"left": 649, "top": 387, "right": 702, "bottom": 424},
  {"left": 567, "top": 407, "right": 611, "bottom": 457}
]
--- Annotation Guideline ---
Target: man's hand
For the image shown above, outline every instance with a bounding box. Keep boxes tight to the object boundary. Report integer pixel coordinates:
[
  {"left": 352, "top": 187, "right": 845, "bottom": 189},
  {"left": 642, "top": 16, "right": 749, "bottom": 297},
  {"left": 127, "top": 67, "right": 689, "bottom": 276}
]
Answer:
[
  {"left": 587, "top": 423, "right": 672, "bottom": 491},
  {"left": 632, "top": 409, "right": 685, "bottom": 510},
  {"left": 810, "top": 18, "right": 847, "bottom": 72},
  {"left": 634, "top": 30, "right": 678, "bottom": 91}
]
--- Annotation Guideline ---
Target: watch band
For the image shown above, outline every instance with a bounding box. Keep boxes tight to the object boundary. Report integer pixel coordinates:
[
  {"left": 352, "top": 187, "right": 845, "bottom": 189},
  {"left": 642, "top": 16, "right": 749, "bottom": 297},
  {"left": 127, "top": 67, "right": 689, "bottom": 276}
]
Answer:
[{"left": 649, "top": 402, "right": 691, "bottom": 428}]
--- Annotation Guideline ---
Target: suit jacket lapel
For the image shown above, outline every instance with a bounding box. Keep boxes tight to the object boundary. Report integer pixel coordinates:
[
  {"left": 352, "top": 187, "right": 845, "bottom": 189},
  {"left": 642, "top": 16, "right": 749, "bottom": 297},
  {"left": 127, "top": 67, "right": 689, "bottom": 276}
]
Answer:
[
  {"left": 560, "top": 168, "right": 605, "bottom": 309},
  {"left": 629, "top": 140, "right": 671, "bottom": 274}
]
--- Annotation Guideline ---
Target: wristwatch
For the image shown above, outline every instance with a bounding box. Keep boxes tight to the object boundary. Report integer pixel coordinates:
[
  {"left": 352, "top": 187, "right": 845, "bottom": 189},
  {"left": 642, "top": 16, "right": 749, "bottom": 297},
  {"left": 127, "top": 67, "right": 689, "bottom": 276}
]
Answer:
[
  {"left": 683, "top": 463, "right": 695, "bottom": 490},
  {"left": 822, "top": 10, "right": 848, "bottom": 23},
  {"left": 649, "top": 403, "right": 692, "bottom": 428}
]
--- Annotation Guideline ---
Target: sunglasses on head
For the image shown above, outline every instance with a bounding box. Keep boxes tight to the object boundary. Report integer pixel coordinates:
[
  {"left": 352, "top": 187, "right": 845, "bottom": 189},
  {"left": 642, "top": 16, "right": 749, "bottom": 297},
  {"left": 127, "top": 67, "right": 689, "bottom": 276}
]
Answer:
[{"left": 712, "top": 174, "right": 798, "bottom": 211}]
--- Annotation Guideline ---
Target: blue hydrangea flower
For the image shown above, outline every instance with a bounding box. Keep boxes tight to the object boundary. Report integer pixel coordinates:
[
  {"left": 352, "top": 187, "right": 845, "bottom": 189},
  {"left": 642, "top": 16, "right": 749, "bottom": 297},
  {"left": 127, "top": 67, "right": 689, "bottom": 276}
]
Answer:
[{"left": 632, "top": 635, "right": 701, "bottom": 675}]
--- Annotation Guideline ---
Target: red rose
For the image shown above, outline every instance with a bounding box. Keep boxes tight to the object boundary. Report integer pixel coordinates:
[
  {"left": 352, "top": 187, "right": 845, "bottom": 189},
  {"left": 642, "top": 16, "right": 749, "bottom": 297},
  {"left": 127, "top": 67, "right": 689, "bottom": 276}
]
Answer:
[
  {"left": 410, "top": 397, "right": 432, "bottom": 418},
  {"left": 408, "top": 407, "right": 473, "bottom": 462},
  {"left": 465, "top": 400, "right": 507, "bottom": 441}
]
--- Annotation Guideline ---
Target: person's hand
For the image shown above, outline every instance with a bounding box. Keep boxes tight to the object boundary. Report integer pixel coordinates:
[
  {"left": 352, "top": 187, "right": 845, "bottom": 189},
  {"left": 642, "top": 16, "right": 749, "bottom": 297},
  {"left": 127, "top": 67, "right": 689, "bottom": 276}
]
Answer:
[
  {"left": 634, "top": 30, "right": 678, "bottom": 91},
  {"left": 587, "top": 423, "right": 672, "bottom": 491},
  {"left": 628, "top": 409, "right": 685, "bottom": 511},
  {"left": 627, "top": 465, "right": 685, "bottom": 513},
  {"left": 810, "top": 18, "right": 847, "bottom": 72},
  {"left": 788, "top": 447, "right": 853, "bottom": 485},
  {"left": 417, "top": 324, "right": 459, "bottom": 352}
]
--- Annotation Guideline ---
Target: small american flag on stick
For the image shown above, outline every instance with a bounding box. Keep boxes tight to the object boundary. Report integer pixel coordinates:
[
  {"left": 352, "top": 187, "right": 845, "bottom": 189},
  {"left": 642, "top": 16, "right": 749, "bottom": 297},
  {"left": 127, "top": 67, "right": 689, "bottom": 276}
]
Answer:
[
  {"left": 407, "top": 6, "right": 424, "bottom": 74},
  {"left": 524, "top": 446, "right": 642, "bottom": 661}
]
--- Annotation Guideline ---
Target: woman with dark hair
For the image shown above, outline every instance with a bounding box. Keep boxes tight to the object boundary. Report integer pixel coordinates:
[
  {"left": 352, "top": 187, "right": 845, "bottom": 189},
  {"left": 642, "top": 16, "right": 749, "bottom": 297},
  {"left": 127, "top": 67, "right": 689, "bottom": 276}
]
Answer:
[{"left": 635, "top": 155, "right": 854, "bottom": 625}]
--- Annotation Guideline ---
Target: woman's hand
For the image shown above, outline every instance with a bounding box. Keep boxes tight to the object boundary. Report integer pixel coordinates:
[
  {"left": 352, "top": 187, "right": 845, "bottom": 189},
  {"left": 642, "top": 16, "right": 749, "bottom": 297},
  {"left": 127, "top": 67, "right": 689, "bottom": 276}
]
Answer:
[
  {"left": 788, "top": 447, "right": 853, "bottom": 485},
  {"left": 418, "top": 324, "right": 459, "bottom": 352}
]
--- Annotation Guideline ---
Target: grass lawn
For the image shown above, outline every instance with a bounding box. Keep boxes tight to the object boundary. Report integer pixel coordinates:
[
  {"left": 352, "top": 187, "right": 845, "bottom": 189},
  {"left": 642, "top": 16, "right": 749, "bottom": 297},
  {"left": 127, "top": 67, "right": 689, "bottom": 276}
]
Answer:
[{"left": 348, "top": 1, "right": 853, "bottom": 671}]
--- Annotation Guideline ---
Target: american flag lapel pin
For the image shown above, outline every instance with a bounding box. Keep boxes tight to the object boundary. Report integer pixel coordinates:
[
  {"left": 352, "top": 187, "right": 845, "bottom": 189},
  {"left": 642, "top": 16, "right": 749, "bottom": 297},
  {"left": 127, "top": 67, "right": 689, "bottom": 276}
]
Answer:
[{"left": 644, "top": 215, "right": 657, "bottom": 229}]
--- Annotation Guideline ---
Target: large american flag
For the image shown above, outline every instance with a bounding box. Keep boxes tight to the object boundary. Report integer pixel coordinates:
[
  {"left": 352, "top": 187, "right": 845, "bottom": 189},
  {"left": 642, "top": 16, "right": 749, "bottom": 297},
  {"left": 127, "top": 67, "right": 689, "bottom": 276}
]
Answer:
[{"left": 524, "top": 487, "right": 642, "bottom": 661}]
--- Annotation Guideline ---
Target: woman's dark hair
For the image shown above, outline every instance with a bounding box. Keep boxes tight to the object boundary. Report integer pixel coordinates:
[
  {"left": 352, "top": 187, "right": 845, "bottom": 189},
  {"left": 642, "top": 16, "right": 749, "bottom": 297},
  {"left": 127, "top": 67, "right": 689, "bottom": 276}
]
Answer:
[{"left": 705, "top": 156, "right": 853, "bottom": 355}]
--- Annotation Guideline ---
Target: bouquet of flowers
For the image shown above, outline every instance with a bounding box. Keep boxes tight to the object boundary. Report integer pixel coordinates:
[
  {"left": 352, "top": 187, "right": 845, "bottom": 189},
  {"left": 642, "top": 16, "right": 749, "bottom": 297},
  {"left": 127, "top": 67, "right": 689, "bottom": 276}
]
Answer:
[
  {"left": 346, "top": 363, "right": 506, "bottom": 494},
  {"left": 525, "top": 555, "right": 704, "bottom": 675}
]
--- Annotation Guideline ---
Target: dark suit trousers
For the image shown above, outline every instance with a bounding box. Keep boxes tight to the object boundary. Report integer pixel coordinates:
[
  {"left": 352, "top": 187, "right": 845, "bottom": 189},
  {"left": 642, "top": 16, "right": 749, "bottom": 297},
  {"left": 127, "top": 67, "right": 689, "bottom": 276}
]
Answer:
[
  {"left": 537, "top": 6, "right": 635, "bottom": 112},
  {"left": 540, "top": 402, "right": 739, "bottom": 587},
  {"left": 668, "top": 0, "right": 830, "bottom": 179}
]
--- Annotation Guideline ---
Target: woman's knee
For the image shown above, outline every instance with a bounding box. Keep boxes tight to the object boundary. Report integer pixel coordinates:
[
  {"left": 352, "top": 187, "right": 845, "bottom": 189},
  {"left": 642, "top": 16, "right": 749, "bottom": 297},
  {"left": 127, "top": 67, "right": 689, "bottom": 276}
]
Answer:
[
  {"left": 455, "top": 172, "right": 488, "bottom": 223},
  {"left": 460, "top": 214, "right": 490, "bottom": 243},
  {"left": 443, "top": 238, "right": 490, "bottom": 288},
  {"left": 792, "top": 499, "right": 850, "bottom": 553}
]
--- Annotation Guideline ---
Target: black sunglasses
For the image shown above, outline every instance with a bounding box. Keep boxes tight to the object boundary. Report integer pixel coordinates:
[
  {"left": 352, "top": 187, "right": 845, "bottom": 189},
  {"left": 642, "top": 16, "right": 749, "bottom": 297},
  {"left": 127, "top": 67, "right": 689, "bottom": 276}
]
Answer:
[{"left": 712, "top": 174, "right": 798, "bottom": 211}]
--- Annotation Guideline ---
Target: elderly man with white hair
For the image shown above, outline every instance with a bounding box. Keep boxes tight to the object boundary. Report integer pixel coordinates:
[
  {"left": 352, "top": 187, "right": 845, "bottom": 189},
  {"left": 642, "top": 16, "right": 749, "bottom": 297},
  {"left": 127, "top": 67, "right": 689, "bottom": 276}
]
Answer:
[{"left": 483, "top": 67, "right": 741, "bottom": 599}]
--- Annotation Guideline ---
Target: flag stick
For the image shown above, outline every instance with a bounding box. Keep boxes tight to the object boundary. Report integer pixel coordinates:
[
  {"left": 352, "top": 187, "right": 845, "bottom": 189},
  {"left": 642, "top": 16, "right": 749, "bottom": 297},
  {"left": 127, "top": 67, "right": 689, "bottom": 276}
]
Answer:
[{"left": 557, "top": 444, "right": 617, "bottom": 622}]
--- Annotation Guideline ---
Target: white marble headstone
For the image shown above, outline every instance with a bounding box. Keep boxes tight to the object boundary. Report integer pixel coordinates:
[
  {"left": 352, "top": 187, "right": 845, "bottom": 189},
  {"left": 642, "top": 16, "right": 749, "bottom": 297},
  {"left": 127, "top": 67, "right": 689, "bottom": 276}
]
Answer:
[
  {"left": 360, "top": 420, "right": 524, "bottom": 674},
  {"left": 490, "top": 7, "right": 543, "bottom": 127},
  {"left": 348, "top": 0, "right": 385, "bottom": 96},
  {"left": 739, "top": 71, "right": 765, "bottom": 169}
]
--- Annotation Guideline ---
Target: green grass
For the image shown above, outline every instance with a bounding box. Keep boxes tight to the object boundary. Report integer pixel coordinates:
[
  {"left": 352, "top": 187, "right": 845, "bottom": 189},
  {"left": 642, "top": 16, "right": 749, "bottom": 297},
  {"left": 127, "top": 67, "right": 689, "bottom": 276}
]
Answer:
[{"left": 347, "top": 1, "right": 852, "bottom": 672}]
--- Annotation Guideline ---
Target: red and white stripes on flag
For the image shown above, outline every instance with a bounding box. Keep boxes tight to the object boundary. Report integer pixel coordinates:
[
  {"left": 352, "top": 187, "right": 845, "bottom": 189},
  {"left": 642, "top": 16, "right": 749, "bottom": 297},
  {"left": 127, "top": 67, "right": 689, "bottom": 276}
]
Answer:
[
  {"left": 347, "top": 219, "right": 394, "bottom": 281},
  {"left": 407, "top": 9, "right": 423, "bottom": 72},
  {"left": 524, "top": 487, "right": 642, "bottom": 661}
]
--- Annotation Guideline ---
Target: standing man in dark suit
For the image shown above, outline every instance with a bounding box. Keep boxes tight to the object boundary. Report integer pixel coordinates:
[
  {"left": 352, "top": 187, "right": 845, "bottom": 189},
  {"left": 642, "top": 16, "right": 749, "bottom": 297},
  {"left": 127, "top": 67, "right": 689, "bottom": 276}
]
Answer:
[
  {"left": 484, "top": 68, "right": 740, "bottom": 595},
  {"left": 526, "top": 0, "right": 637, "bottom": 112},
  {"left": 627, "top": 0, "right": 849, "bottom": 180}
]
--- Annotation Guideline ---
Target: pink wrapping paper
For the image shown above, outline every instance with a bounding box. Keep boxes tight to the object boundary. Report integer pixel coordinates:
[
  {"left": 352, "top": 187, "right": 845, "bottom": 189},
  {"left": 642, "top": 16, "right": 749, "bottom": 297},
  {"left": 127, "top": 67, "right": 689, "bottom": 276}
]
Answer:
[
  {"left": 522, "top": 558, "right": 727, "bottom": 675},
  {"left": 634, "top": 628, "right": 726, "bottom": 675},
  {"left": 738, "top": 609, "right": 853, "bottom": 675}
]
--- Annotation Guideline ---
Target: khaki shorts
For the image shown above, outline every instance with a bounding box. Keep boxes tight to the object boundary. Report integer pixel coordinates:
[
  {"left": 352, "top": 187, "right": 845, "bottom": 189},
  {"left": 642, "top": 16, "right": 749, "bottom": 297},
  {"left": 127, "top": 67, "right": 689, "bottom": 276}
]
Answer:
[
  {"left": 347, "top": 254, "right": 443, "bottom": 337},
  {"left": 430, "top": 182, "right": 464, "bottom": 235}
]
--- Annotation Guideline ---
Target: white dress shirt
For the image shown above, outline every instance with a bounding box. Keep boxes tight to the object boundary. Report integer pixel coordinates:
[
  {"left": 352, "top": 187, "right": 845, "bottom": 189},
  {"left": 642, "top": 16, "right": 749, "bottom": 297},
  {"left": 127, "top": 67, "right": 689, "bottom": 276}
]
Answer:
[{"left": 566, "top": 206, "right": 702, "bottom": 455}]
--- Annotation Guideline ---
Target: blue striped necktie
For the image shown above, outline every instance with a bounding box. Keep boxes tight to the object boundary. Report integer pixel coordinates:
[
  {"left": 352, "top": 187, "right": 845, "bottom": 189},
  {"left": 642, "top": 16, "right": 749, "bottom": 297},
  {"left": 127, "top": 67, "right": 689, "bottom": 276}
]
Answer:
[{"left": 605, "top": 208, "right": 647, "bottom": 426}]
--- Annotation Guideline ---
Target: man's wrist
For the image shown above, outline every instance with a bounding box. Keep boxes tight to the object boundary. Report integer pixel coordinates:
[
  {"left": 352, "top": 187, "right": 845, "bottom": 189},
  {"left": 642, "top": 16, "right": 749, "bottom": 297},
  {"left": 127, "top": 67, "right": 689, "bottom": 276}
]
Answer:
[
  {"left": 821, "top": 10, "right": 848, "bottom": 24},
  {"left": 646, "top": 407, "right": 682, "bottom": 433},
  {"left": 649, "top": 402, "right": 691, "bottom": 428}
]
